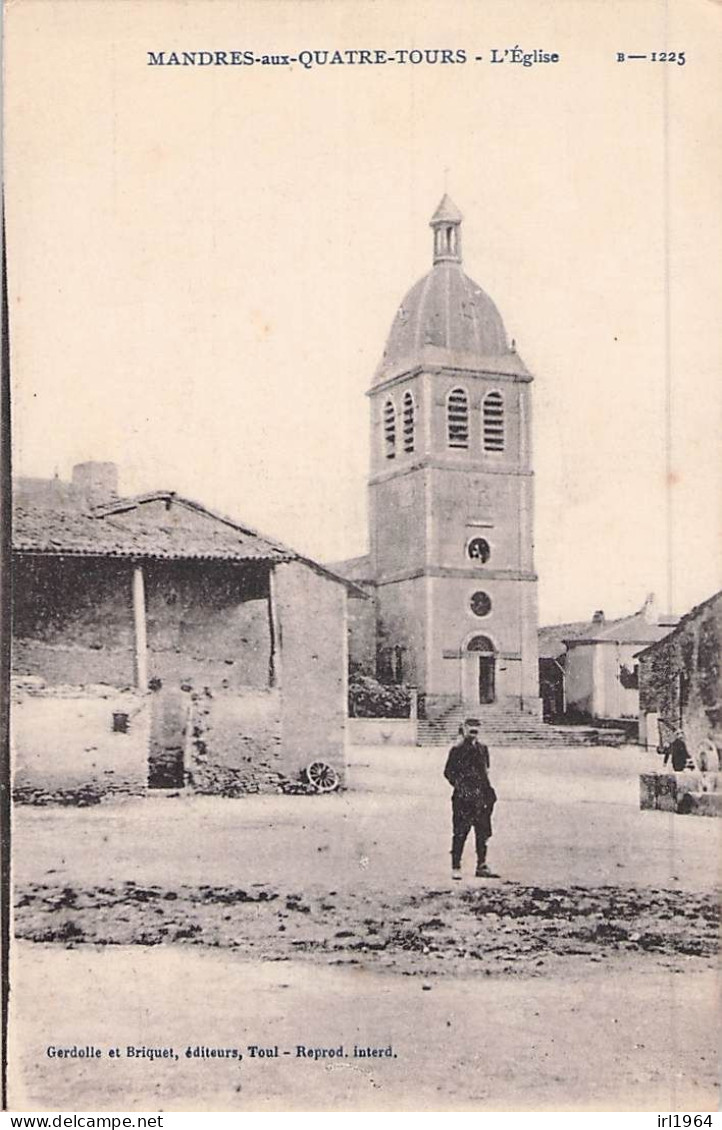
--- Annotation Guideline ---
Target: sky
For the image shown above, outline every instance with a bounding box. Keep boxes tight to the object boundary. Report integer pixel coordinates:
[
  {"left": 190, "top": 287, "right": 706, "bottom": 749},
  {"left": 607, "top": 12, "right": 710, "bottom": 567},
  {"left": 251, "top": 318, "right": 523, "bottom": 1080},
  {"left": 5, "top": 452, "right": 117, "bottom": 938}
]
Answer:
[{"left": 5, "top": 0, "right": 721, "bottom": 624}]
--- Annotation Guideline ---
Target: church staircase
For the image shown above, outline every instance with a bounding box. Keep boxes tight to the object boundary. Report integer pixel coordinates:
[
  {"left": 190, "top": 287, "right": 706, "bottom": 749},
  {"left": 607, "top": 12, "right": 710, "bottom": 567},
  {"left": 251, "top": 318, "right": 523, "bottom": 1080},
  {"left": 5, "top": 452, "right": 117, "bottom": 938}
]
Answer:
[{"left": 416, "top": 703, "right": 628, "bottom": 748}]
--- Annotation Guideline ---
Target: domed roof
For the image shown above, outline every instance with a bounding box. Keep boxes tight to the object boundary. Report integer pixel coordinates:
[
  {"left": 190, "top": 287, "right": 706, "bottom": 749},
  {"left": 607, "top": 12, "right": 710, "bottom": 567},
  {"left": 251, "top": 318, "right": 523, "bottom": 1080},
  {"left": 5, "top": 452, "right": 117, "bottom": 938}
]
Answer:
[{"left": 374, "top": 197, "right": 527, "bottom": 386}]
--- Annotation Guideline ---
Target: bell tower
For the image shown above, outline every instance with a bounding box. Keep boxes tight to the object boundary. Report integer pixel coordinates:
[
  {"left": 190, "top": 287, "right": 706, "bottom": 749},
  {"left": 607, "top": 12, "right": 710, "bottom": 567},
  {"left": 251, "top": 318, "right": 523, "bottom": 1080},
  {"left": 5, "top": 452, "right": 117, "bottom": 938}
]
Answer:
[{"left": 368, "top": 198, "right": 540, "bottom": 717}]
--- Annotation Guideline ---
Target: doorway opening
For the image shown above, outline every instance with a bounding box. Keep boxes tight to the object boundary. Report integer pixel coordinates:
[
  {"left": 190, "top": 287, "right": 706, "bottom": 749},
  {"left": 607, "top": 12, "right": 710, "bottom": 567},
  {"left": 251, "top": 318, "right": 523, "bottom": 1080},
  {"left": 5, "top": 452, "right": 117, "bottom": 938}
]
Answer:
[
  {"left": 148, "top": 688, "right": 189, "bottom": 790},
  {"left": 464, "top": 635, "right": 496, "bottom": 705}
]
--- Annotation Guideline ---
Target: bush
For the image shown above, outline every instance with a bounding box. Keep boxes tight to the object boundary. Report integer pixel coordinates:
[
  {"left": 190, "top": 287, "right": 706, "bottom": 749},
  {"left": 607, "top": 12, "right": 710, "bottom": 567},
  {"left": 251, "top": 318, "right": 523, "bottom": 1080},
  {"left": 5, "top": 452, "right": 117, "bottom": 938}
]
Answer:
[{"left": 348, "top": 676, "right": 411, "bottom": 719}]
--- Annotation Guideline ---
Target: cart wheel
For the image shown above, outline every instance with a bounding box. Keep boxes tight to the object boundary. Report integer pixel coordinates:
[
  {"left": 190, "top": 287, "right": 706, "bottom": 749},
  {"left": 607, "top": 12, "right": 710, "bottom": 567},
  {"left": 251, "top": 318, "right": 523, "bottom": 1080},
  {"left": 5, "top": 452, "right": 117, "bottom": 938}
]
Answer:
[
  {"left": 697, "top": 739, "right": 720, "bottom": 773},
  {"left": 304, "top": 761, "right": 339, "bottom": 793}
]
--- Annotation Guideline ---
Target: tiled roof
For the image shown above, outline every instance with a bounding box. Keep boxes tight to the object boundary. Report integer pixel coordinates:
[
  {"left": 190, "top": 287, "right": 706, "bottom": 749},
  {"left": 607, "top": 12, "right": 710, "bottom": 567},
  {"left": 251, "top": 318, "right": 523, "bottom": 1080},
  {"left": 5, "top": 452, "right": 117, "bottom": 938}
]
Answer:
[
  {"left": 12, "top": 488, "right": 368, "bottom": 596},
  {"left": 13, "top": 493, "right": 291, "bottom": 563},
  {"left": 538, "top": 620, "right": 598, "bottom": 659},
  {"left": 326, "top": 554, "right": 375, "bottom": 585},
  {"left": 539, "top": 609, "right": 676, "bottom": 656},
  {"left": 430, "top": 194, "right": 463, "bottom": 225},
  {"left": 576, "top": 615, "right": 671, "bottom": 645}
]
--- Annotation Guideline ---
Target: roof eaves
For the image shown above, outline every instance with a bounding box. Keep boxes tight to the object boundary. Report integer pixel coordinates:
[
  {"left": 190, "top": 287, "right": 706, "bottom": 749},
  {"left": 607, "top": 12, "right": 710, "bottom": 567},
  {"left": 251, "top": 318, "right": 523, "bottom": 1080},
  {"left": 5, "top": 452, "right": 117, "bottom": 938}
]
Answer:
[{"left": 13, "top": 546, "right": 285, "bottom": 563}]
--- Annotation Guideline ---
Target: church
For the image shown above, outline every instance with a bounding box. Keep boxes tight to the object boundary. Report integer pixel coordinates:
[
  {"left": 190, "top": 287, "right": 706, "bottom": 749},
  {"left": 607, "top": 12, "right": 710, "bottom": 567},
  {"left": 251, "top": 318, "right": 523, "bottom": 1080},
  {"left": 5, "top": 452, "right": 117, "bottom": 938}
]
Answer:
[{"left": 335, "top": 196, "right": 541, "bottom": 725}]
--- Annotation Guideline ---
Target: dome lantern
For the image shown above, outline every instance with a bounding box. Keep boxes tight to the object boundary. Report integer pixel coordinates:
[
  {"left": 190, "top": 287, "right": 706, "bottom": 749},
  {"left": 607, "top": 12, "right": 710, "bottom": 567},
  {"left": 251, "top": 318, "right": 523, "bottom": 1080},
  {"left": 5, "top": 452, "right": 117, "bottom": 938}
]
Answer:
[
  {"left": 430, "top": 194, "right": 463, "bottom": 264},
  {"left": 373, "top": 197, "right": 530, "bottom": 386}
]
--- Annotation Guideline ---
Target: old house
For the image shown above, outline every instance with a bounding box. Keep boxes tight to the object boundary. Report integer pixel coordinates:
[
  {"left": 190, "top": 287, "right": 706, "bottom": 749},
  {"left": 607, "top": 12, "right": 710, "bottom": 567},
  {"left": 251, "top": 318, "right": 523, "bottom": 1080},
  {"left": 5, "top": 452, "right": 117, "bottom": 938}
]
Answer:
[
  {"left": 636, "top": 590, "right": 722, "bottom": 767},
  {"left": 538, "top": 596, "right": 676, "bottom": 725},
  {"left": 12, "top": 462, "right": 358, "bottom": 801}
]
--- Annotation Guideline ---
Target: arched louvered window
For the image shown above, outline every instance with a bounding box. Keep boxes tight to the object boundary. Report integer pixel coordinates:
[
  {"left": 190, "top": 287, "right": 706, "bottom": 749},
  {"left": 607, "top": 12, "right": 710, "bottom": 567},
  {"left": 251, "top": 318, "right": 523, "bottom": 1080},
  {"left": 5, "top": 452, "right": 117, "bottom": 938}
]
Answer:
[
  {"left": 402, "top": 390, "right": 415, "bottom": 453},
  {"left": 383, "top": 399, "right": 397, "bottom": 460},
  {"left": 483, "top": 390, "right": 505, "bottom": 452},
  {"left": 447, "top": 387, "right": 469, "bottom": 449}
]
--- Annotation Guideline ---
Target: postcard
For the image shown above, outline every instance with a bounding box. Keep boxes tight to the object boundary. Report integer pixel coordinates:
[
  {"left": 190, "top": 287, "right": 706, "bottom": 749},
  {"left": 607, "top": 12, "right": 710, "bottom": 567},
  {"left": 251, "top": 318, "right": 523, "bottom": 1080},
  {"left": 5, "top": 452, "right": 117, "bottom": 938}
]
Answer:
[{"left": 3, "top": 0, "right": 721, "bottom": 1113}]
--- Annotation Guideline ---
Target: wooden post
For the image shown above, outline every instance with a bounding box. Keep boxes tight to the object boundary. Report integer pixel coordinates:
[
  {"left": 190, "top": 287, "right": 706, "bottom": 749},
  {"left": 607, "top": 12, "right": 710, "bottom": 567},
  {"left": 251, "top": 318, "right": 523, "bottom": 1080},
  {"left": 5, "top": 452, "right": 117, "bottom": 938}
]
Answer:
[
  {"left": 132, "top": 563, "right": 148, "bottom": 691},
  {"left": 267, "top": 565, "right": 281, "bottom": 688}
]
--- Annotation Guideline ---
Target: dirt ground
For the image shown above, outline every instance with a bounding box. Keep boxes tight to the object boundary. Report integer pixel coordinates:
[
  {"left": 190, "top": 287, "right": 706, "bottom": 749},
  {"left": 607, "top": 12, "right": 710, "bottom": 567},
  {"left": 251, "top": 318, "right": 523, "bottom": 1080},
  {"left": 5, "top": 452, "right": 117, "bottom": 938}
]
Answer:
[{"left": 9, "top": 743, "right": 722, "bottom": 1111}]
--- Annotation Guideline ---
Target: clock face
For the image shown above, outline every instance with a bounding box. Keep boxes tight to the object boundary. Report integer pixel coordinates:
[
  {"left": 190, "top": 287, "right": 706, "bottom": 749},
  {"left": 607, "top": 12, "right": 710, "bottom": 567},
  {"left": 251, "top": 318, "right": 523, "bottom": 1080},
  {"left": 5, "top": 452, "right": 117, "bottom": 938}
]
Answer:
[
  {"left": 467, "top": 537, "right": 490, "bottom": 564},
  {"left": 470, "top": 591, "right": 492, "bottom": 617}
]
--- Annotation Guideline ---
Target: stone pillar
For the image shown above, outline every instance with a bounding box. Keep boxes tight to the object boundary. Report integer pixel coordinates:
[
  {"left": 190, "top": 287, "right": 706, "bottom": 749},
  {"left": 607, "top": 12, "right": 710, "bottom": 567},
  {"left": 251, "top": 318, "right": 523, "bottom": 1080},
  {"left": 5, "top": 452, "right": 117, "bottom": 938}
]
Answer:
[
  {"left": 132, "top": 564, "right": 148, "bottom": 692},
  {"left": 409, "top": 686, "right": 419, "bottom": 721}
]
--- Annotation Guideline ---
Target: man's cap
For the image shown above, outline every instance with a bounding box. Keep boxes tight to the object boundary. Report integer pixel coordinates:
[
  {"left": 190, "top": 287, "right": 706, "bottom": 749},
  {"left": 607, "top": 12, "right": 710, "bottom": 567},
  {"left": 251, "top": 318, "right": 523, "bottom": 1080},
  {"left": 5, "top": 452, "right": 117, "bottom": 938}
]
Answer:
[{"left": 465, "top": 717, "right": 481, "bottom": 727}]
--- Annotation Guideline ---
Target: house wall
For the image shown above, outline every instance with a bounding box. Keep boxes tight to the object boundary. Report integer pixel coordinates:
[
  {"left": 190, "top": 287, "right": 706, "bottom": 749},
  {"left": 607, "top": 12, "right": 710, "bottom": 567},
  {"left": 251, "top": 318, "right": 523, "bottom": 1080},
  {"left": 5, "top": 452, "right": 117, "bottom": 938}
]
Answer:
[
  {"left": 347, "top": 589, "right": 377, "bottom": 678},
  {"left": 12, "top": 557, "right": 136, "bottom": 686},
  {"left": 144, "top": 559, "right": 271, "bottom": 691},
  {"left": 565, "top": 641, "right": 642, "bottom": 720},
  {"left": 186, "top": 689, "right": 284, "bottom": 794},
  {"left": 639, "top": 596, "right": 722, "bottom": 763},
  {"left": 12, "top": 683, "right": 149, "bottom": 803},
  {"left": 272, "top": 561, "right": 347, "bottom": 782},
  {"left": 12, "top": 554, "right": 292, "bottom": 795},
  {"left": 376, "top": 577, "right": 427, "bottom": 689},
  {"left": 565, "top": 644, "right": 595, "bottom": 716},
  {"left": 607, "top": 642, "right": 644, "bottom": 719}
]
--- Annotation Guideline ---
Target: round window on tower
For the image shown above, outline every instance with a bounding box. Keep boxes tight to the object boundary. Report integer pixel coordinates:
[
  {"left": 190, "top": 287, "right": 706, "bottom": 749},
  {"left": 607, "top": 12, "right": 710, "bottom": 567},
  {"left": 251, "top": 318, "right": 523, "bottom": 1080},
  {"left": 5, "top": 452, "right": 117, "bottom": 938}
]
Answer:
[
  {"left": 467, "top": 537, "right": 491, "bottom": 564},
  {"left": 470, "top": 591, "right": 492, "bottom": 618}
]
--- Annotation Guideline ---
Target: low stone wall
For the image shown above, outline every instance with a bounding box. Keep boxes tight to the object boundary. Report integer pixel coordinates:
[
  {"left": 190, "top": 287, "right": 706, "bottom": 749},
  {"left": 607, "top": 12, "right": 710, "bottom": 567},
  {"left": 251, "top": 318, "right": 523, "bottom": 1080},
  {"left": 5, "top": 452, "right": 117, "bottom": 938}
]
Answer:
[
  {"left": 12, "top": 682, "right": 150, "bottom": 804},
  {"left": 12, "top": 679, "right": 328, "bottom": 802},
  {"left": 640, "top": 772, "right": 722, "bottom": 818},
  {"left": 189, "top": 689, "right": 285, "bottom": 795},
  {"left": 347, "top": 718, "right": 417, "bottom": 746}
]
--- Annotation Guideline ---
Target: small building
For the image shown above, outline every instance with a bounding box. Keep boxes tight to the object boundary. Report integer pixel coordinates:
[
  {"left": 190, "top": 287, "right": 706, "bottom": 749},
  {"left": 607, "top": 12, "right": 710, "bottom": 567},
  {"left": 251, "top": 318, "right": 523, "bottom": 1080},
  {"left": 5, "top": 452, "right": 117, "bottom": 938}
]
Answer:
[
  {"left": 12, "top": 462, "right": 359, "bottom": 802},
  {"left": 636, "top": 590, "right": 722, "bottom": 768},
  {"left": 538, "top": 596, "right": 676, "bottom": 725}
]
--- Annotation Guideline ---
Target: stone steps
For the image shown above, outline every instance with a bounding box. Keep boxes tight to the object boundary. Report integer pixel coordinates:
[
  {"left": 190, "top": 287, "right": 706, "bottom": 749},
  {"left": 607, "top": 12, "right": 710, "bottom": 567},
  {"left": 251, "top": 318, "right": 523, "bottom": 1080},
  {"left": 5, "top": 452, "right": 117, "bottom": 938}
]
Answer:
[{"left": 416, "top": 706, "right": 626, "bottom": 748}]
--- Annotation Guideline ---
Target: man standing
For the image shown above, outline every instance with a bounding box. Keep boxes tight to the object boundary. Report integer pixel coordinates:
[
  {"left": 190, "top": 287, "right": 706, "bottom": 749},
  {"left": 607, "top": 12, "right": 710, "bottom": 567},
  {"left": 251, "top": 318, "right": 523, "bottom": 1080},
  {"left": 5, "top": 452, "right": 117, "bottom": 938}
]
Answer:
[{"left": 444, "top": 718, "right": 497, "bottom": 879}]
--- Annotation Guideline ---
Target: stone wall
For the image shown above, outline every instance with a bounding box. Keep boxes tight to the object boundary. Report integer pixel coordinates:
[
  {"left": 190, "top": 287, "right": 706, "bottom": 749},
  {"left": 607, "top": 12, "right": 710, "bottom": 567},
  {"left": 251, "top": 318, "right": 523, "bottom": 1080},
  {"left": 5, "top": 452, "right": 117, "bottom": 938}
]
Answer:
[
  {"left": 144, "top": 559, "right": 271, "bottom": 691},
  {"left": 347, "top": 718, "right": 417, "bottom": 745},
  {"left": 272, "top": 561, "right": 347, "bottom": 783},
  {"left": 376, "top": 577, "right": 426, "bottom": 688},
  {"left": 13, "top": 556, "right": 273, "bottom": 693},
  {"left": 12, "top": 681, "right": 149, "bottom": 803},
  {"left": 370, "top": 468, "right": 427, "bottom": 581},
  {"left": 13, "top": 557, "right": 136, "bottom": 686},
  {"left": 187, "top": 689, "right": 284, "bottom": 794},
  {"left": 347, "top": 588, "right": 377, "bottom": 678},
  {"left": 640, "top": 771, "right": 722, "bottom": 818},
  {"left": 13, "top": 552, "right": 349, "bottom": 796},
  {"left": 639, "top": 595, "right": 722, "bottom": 761}
]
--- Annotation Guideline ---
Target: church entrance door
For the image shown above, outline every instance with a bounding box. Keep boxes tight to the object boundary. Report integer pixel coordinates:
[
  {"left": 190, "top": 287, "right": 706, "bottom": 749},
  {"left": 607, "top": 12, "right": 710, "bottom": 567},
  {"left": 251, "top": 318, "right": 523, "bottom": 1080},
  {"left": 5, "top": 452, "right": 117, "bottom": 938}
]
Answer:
[
  {"left": 462, "top": 635, "right": 497, "bottom": 705},
  {"left": 478, "top": 655, "right": 495, "bottom": 704}
]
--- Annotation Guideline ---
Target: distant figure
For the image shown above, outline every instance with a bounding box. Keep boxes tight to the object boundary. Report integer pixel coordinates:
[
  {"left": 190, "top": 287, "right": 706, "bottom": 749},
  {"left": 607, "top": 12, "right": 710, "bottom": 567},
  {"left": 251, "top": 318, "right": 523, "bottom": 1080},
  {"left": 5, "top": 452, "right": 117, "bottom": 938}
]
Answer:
[
  {"left": 663, "top": 733, "right": 690, "bottom": 772},
  {"left": 444, "top": 717, "right": 497, "bottom": 880}
]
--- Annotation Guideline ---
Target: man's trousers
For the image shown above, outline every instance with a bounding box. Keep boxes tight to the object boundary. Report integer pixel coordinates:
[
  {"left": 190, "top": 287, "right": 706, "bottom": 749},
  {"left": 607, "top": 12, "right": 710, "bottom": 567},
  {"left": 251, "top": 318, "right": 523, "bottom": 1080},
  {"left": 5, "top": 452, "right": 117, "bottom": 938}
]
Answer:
[{"left": 451, "top": 794, "right": 493, "bottom": 869}]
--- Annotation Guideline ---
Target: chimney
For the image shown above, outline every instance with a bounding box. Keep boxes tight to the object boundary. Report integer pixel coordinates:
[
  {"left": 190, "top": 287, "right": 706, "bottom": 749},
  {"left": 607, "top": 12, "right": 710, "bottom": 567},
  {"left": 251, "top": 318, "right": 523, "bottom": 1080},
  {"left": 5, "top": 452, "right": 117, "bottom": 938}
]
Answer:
[
  {"left": 592, "top": 610, "right": 605, "bottom": 624},
  {"left": 642, "top": 592, "right": 658, "bottom": 624},
  {"left": 72, "top": 462, "right": 119, "bottom": 507}
]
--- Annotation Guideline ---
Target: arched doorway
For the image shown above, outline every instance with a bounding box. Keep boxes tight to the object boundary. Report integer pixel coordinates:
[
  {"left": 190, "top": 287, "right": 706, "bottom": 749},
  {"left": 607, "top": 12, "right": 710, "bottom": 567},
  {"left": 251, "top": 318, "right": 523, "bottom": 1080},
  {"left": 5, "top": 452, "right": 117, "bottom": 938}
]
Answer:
[{"left": 462, "top": 635, "right": 497, "bottom": 705}]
